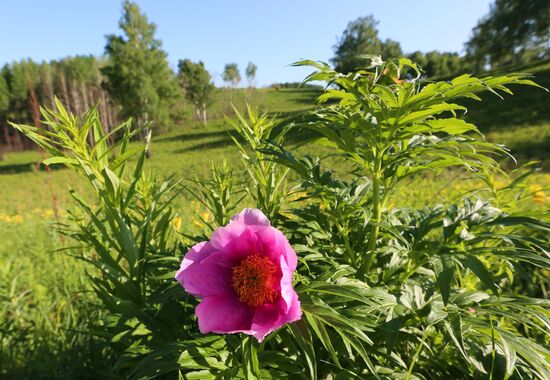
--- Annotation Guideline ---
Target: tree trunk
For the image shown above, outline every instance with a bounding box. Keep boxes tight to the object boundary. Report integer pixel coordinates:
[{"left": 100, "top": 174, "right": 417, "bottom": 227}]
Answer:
[
  {"left": 97, "top": 88, "right": 110, "bottom": 142},
  {"left": 202, "top": 103, "right": 207, "bottom": 127},
  {"left": 3, "top": 124, "right": 12, "bottom": 151},
  {"left": 0, "top": 125, "right": 6, "bottom": 160},
  {"left": 195, "top": 107, "right": 201, "bottom": 123},
  {"left": 59, "top": 72, "right": 71, "bottom": 112}
]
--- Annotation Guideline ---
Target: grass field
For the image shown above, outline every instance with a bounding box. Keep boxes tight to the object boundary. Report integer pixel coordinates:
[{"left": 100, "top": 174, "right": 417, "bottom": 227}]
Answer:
[{"left": 0, "top": 75, "right": 549, "bottom": 376}]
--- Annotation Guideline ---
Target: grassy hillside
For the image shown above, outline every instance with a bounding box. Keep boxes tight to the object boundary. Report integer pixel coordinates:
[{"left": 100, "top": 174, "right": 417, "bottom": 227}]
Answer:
[{"left": 461, "top": 60, "right": 550, "bottom": 167}]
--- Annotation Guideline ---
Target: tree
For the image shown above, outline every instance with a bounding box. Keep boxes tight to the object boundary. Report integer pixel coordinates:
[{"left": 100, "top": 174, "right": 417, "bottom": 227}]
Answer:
[
  {"left": 331, "top": 15, "right": 402, "bottom": 73},
  {"left": 0, "top": 72, "right": 10, "bottom": 158},
  {"left": 245, "top": 62, "right": 257, "bottom": 88},
  {"left": 405, "top": 51, "right": 464, "bottom": 79},
  {"left": 177, "top": 59, "right": 215, "bottom": 126},
  {"left": 103, "top": 0, "right": 179, "bottom": 140},
  {"left": 424, "top": 51, "right": 463, "bottom": 78},
  {"left": 380, "top": 39, "right": 403, "bottom": 61},
  {"left": 466, "top": 0, "right": 550, "bottom": 69},
  {"left": 223, "top": 63, "right": 241, "bottom": 88},
  {"left": 0, "top": 73, "right": 9, "bottom": 116}
]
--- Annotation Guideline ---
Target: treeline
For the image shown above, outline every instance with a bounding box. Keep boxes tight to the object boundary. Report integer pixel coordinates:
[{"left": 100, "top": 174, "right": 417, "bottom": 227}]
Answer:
[
  {"left": 0, "top": 56, "right": 118, "bottom": 153},
  {"left": 331, "top": 15, "right": 470, "bottom": 78},
  {"left": 332, "top": 1, "right": 550, "bottom": 77},
  {"left": 2, "top": 0, "right": 548, "bottom": 155},
  {"left": 466, "top": 0, "right": 550, "bottom": 70},
  {"left": 0, "top": 1, "right": 260, "bottom": 155},
  {"left": 0, "top": 1, "right": 214, "bottom": 155}
]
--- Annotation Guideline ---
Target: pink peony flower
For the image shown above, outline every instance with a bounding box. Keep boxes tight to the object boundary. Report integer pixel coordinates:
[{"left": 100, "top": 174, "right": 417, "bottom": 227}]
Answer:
[{"left": 175, "top": 208, "right": 302, "bottom": 342}]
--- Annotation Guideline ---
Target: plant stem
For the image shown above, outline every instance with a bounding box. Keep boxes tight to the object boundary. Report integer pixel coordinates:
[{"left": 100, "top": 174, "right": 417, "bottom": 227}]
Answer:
[
  {"left": 405, "top": 329, "right": 428, "bottom": 380},
  {"left": 489, "top": 317, "right": 496, "bottom": 380},
  {"left": 361, "top": 165, "right": 382, "bottom": 277},
  {"left": 337, "top": 222, "right": 355, "bottom": 266}
]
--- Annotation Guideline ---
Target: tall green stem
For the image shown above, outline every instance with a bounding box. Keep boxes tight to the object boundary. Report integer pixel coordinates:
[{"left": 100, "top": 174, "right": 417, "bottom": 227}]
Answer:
[
  {"left": 405, "top": 329, "right": 428, "bottom": 380},
  {"left": 337, "top": 222, "right": 355, "bottom": 266},
  {"left": 361, "top": 158, "right": 382, "bottom": 277}
]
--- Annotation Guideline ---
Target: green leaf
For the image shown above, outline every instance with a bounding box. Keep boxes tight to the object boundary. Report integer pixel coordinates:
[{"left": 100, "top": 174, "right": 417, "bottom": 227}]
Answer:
[
  {"left": 102, "top": 167, "right": 121, "bottom": 198},
  {"left": 420, "top": 118, "right": 479, "bottom": 135},
  {"left": 399, "top": 103, "right": 466, "bottom": 124},
  {"left": 42, "top": 156, "right": 78, "bottom": 166},
  {"left": 461, "top": 255, "right": 499, "bottom": 295},
  {"left": 288, "top": 320, "right": 318, "bottom": 380},
  {"left": 436, "top": 255, "right": 455, "bottom": 305},
  {"left": 242, "top": 336, "right": 261, "bottom": 380}
]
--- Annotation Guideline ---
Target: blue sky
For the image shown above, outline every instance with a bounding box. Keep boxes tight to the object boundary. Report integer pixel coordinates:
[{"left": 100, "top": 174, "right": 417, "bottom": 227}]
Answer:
[{"left": 0, "top": 0, "right": 492, "bottom": 86}]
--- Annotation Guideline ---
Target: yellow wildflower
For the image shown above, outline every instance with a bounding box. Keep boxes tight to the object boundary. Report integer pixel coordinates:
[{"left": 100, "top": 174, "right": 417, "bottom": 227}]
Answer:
[
  {"left": 530, "top": 185, "right": 546, "bottom": 204},
  {"left": 41, "top": 209, "right": 55, "bottom": 219},
  {"left": 171, "top": 216, "right": 182, "bottom": 231},
  {"left": 0, "top": 213, "right": 24, "bottom": 224}
]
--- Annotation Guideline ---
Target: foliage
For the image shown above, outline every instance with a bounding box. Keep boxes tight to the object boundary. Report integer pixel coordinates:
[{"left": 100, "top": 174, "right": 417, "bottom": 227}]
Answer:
[
  {"left": 0, "top": 73, "right": 9, "bottom": 115},
  {"left": 227, "top": 106, "right": 289, "bottom": 220},
  {"left": 223, "top": 63, "right": 241, "bottom": 88},
  {"left": 331, "top": 15, "right": 465, "bottom": 79},
  {"left": 7, "top": 56, "right": 550, "bottom": 379},
  {"left": 177, "top": 59, "right": 215, "bottom": 126},
  {"left": 185, "top": 160, "right": 246, "bottom": 230},
  {"left": 0, "top": 55, "right": 118, "bottom": 153},
  {"left": 331, "top": 15, "right": 403, "bottom": 74},
  {"left": 407, "top": 50, "right": 464, "bottom": 79},
  {"left": 103, "top": 0, "right": 179, "bottom": 133},
  {"left": 289, "top": 56, "right": 543, "bottom": 275},
  {"left": 10, "top": 99, "right": 189, "bottom": 377},
  {"left": 466, "top": 0, "right": 550, "bottom": 69},
  {"left": 246, "top": 62, "right": 257, "bottom": 88}
]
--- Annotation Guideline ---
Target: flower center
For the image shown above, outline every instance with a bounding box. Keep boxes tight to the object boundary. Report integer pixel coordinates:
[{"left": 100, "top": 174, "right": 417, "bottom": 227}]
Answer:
[{"left": 232, "top": 255, "right": 277, "bottom": 307}]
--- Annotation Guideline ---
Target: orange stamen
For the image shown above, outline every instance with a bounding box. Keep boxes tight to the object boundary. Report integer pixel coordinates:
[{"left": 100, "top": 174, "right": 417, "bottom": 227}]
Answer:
[{"left": 232, "top": 255, "right": 277, "bottom": 307}]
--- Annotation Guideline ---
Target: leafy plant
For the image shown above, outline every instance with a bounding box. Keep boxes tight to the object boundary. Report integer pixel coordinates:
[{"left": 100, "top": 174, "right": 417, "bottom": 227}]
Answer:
[
  {"left": 11, "top": 100, "right": 189, "bottom": 377},
  {"left": 228, "top": 106, "right": 290, "bottom": 220},
  {"left": 9, "top": 56, "right": 550, "bottom": 379},
  {"left": 259, "top": 57, "right": 550, "bottom": 378},
  {"left": 286, "top": 56, "right": 544, "bottom": 278}
]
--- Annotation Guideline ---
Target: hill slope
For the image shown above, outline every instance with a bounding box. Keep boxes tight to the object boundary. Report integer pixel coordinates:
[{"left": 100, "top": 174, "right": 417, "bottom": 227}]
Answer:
[{"left": 461, "top": 60, "right": 550, "bottom": 166}]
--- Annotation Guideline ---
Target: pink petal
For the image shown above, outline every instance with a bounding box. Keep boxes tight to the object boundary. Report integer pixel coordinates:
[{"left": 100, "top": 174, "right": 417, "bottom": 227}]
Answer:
[
  {"left": 178, "top": 251, "right": 234, "bottom": 298},
  {"left": 250, "top": 302, "right": 280, "bottom": 342},
  {"left": 250, "top": 291, "right": 302, "bottom": 342},
  {"left": 257, "top": 226, "right": 298, "bottom": 270},
  {"left": 175, "top": 241, "right": 216, "bottom": 282},
  {"left": 231, "top": 208, "right": 270, "bottom": 227},
  {"left": 209, "top": 221, "right": 246, "bottom": 251},
  {"left": 285, "top": 290, "right": 302, "bottom": 323},
  {"left": 211, "top": 224, "right": 263, "bottom": 263},
  {"left": 279, "top": 255, "right": 294, "bottom": 312},
  {"left": 196, "top": 294, "right": 255, "bottom": 335}
]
